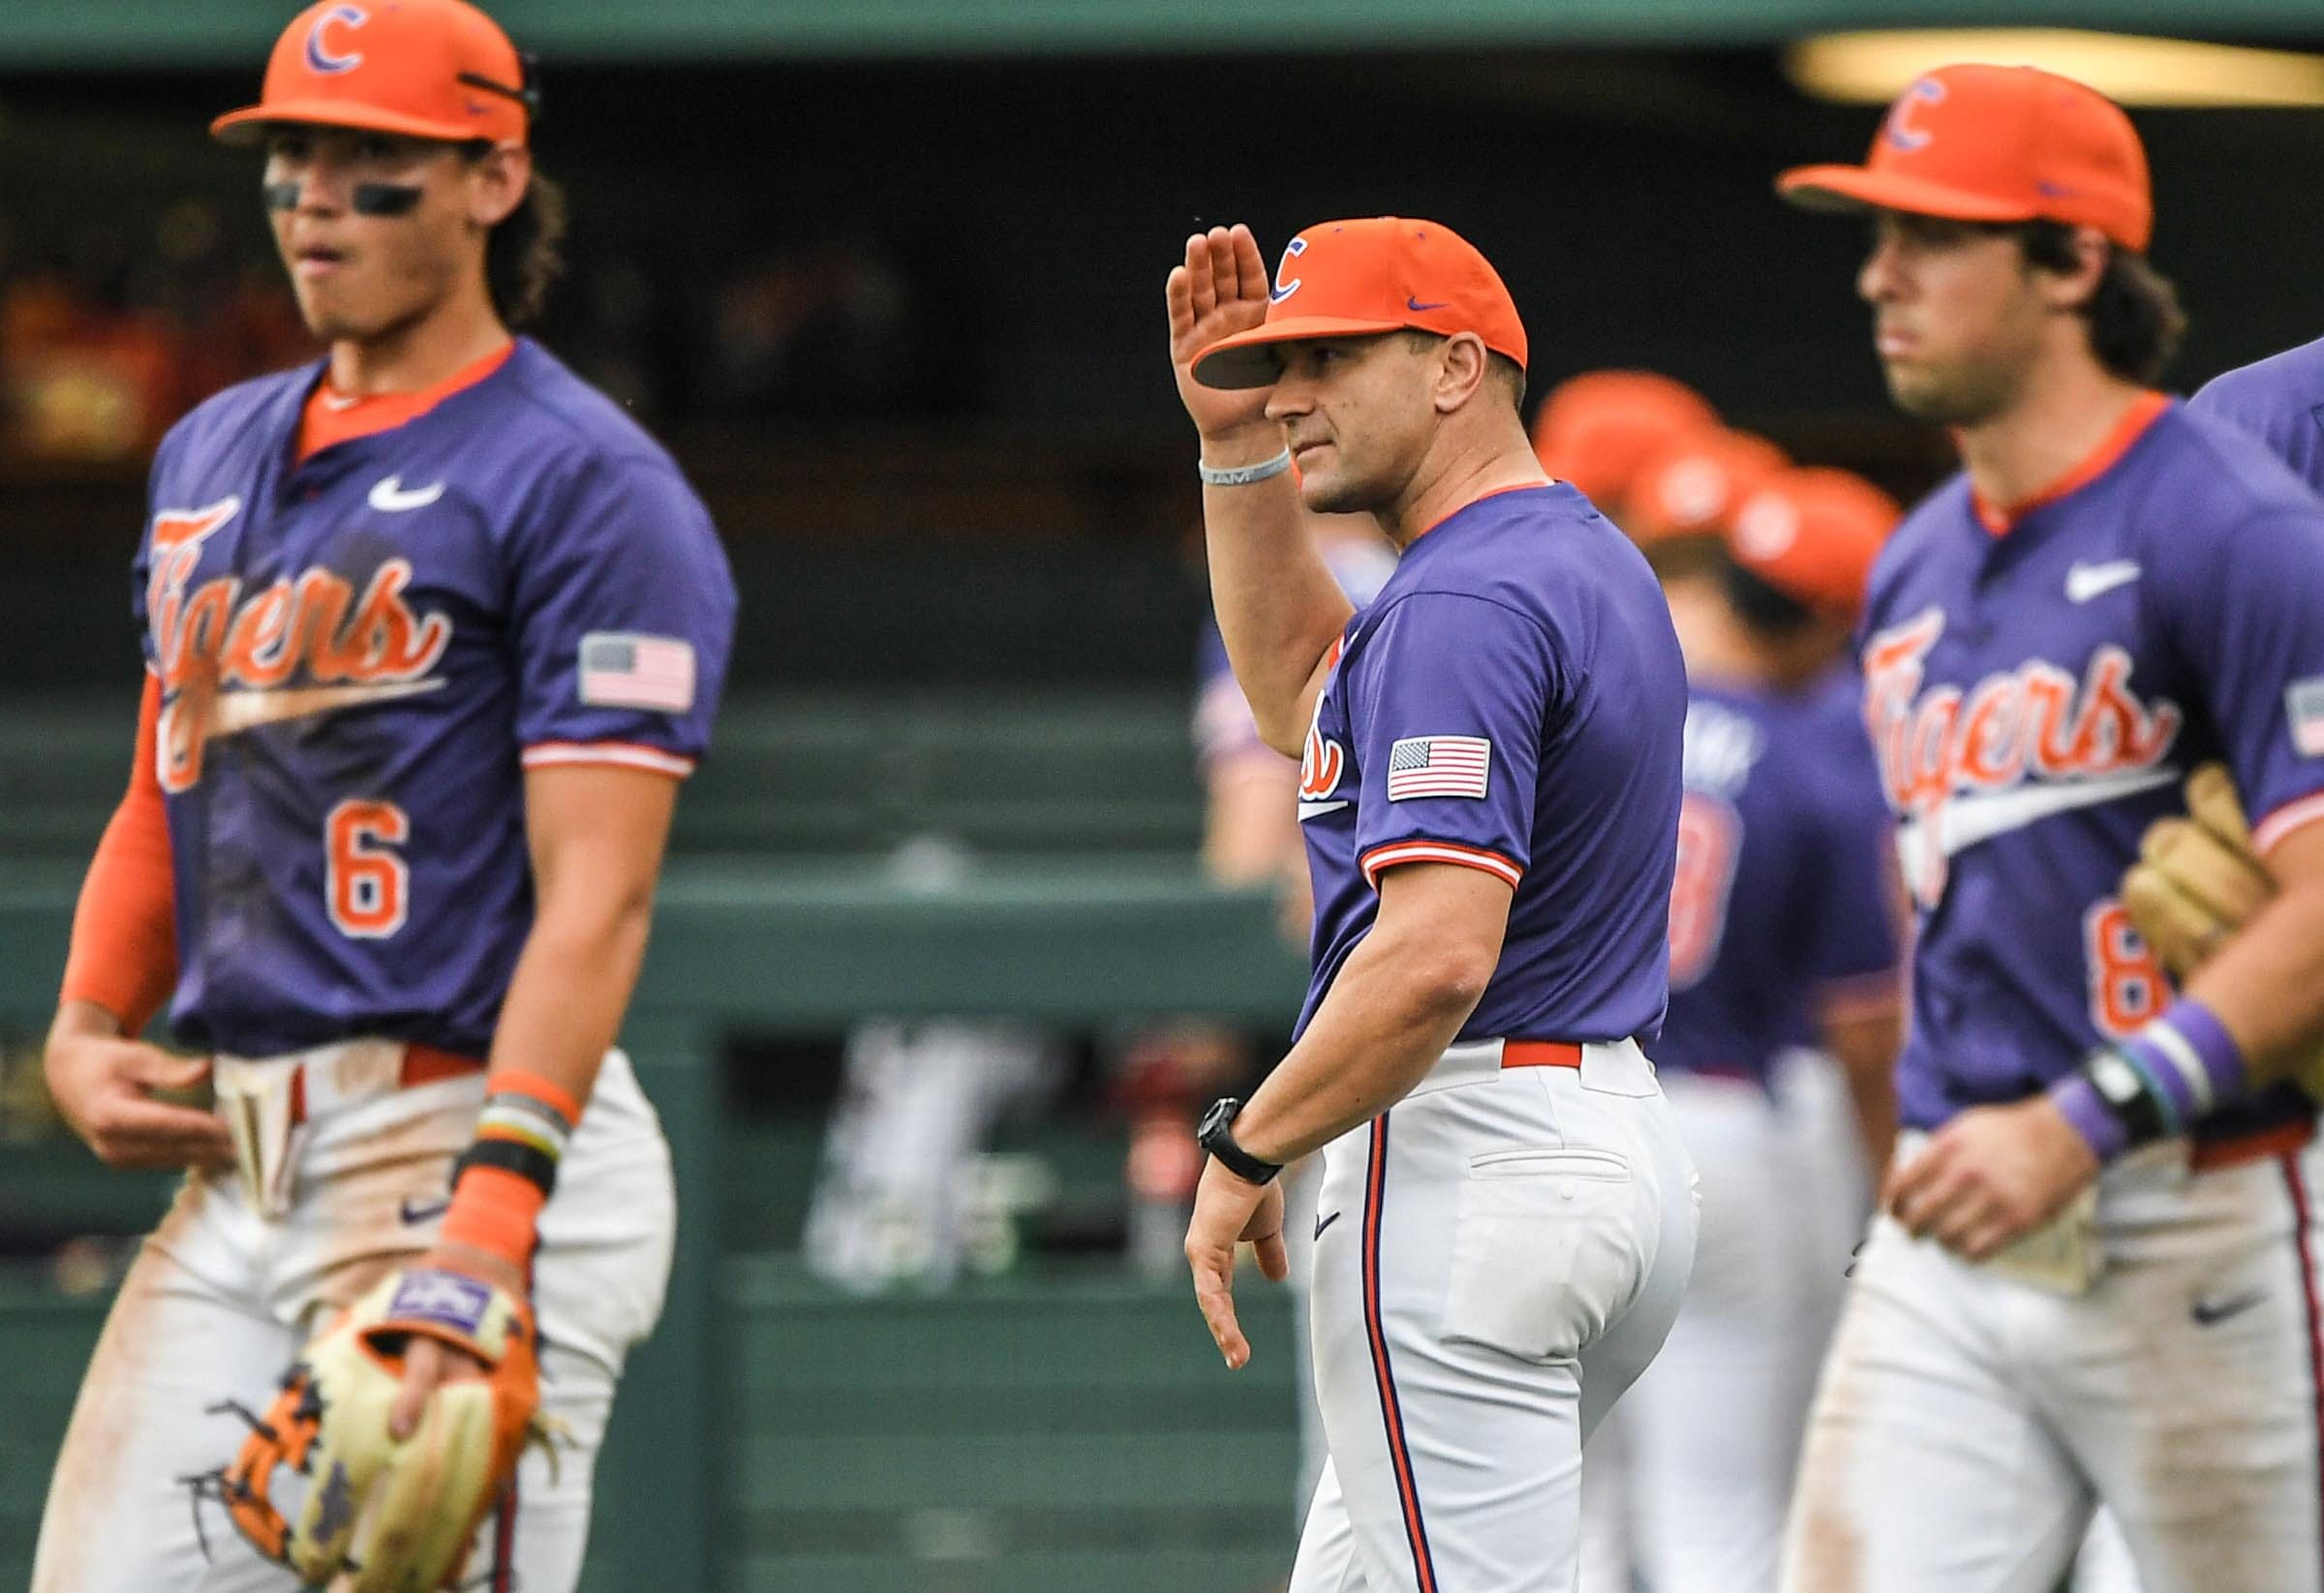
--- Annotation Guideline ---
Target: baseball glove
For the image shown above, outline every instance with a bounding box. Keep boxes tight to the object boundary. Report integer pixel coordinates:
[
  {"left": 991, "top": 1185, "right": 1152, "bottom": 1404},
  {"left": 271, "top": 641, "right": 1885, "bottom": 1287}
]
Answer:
[
  {"left": 2120, "top": 762, "right": 2324, "bottom": 1097},
  {"left": 202, "top": 1266, "right": 554, "bottom": 1591}
]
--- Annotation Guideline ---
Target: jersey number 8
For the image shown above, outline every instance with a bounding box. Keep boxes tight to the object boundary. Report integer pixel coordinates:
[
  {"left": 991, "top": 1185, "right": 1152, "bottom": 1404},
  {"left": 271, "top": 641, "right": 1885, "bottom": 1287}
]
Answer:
[
  {"left": 1669, "top": 793, "right": 1742, "bottom": 992},
  {"left": 2084, "top": 899, "right": 2166, "bottom": 1038},
  {"left": 327, "top": 800, "right": 411, "bottom": 939}
]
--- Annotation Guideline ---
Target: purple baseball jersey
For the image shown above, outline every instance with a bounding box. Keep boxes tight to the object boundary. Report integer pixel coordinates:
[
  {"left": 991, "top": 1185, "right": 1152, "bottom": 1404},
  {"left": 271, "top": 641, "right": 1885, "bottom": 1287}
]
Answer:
[
  {"left": 1653, "top": 678, "right": 1900, "bottom": 1086},
  {"left": 1292, "top": 483, "right": 1687, "bottom": 1044},
  {"left": 135, "top": 338, "right": 737, "bottom": 1058},
  {"left": 2190, "top": 335, "right": 2324, "bottom": 493},
  {"left": 1861, "top": 396, "right": 2324, "bottom": 1138}
]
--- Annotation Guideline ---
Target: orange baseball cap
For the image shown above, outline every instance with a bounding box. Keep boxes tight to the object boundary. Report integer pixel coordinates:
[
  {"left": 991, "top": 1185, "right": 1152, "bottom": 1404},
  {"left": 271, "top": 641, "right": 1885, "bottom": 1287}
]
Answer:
[
  {"left": 1777, "top": 64, "right": 2151, "bottom": 253},
  {"left": 1727, "top": 468, "right": 1901, "bottom": 623},
  {"left": 1529, "top": 371, "right": 1721, "bottom": 507},
  {"left": 1191, "top": 218, "right": 1526, "bottom": 391},
  {"left": 212, "top": 0, "right": 534, "bottom": 149},
  {"left": 1622, "top": 429, "right": 1789, "bottom": 545}
]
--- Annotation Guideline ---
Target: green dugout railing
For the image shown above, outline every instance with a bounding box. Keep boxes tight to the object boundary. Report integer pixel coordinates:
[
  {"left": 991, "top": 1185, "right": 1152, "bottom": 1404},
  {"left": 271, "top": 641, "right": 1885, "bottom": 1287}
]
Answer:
[{"left": 0, "top": 857, "right": 1310, "bottom": 1589}]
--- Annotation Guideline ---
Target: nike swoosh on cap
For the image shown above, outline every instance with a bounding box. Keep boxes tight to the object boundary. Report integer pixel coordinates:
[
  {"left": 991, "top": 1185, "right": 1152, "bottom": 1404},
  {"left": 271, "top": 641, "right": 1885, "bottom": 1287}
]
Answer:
[{"left": 1406, "top": 296, "right": 1447, "bottom": 311}]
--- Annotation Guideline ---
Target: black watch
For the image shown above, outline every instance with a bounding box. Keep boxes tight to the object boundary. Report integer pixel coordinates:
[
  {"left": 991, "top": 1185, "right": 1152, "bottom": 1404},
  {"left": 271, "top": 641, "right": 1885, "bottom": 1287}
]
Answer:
[{"left": 1197, "top": 1096, "right": 1282, "bottom": 1185}]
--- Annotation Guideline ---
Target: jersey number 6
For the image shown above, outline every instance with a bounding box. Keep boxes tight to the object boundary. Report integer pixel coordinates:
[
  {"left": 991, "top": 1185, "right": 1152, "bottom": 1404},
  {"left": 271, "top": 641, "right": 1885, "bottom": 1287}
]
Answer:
[{"left": 327, "top": 800, "right": 411, "bottom": 939}]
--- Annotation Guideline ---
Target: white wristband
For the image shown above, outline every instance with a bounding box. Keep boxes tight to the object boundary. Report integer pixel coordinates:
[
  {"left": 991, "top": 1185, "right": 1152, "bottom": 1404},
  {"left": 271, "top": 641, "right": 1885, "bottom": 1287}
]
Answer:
[{"left": 1199, "top": 447, "right": 1293, "bottom": 488}]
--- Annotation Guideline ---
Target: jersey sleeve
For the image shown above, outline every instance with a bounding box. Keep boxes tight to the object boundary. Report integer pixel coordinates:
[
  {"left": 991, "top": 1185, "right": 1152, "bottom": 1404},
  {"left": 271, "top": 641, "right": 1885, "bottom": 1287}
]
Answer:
[
  {"left": 2189, "top": 375, "right": 2324, "bottom": 493},
  {"left": 505, "top": 453, "right": 738, "bottom": 778},
  {"left": 2154, "top": 502, "right": 2324, "bottom": 856},
  {"left": 1344, "top": 592, "right": 1553, "bottom": 891}
]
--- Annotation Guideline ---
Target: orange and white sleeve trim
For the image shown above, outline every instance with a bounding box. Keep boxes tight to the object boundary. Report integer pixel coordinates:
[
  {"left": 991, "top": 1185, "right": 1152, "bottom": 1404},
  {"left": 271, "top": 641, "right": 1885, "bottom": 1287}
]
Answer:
[
  {"left": 2254, "top": 789, "right": 2324, "bottom": 859},
  {"left": 1359, "top": 839, "right": 1523, "bottom": 891},
  {"left": 522, "top": 741, "right": 697, "bottom": 778}
]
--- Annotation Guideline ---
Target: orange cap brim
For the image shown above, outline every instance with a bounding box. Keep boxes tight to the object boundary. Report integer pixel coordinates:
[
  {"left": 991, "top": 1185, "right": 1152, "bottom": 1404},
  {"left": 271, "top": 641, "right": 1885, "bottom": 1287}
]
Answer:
[
  {"left": 1191, "top": 315, "right": 1410, "bottom": 391},
  {"left": 210, "top": 100, "right": 506, "bottom": 148},
  {"left": 1776, "top": 164, "right": 2035, "bottom": 227}
]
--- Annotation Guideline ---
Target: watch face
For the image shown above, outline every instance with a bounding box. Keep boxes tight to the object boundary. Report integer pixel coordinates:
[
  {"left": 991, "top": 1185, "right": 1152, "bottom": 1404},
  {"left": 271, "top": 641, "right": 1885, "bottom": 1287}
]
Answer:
[
  {"left": 1198, "top": 1097, "right": 1240, "bottom": 1142},
  {"left": 2090, "top": 1051, "right": 2142, "bottom": 1107}
]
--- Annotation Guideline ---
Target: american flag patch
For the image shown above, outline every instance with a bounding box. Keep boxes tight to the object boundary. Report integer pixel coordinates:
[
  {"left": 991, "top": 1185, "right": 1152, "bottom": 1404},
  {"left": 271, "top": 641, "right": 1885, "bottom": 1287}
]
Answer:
[
  {"left": 579, "top": 632, "right": 696, "bottom": 714},
  {"left": 1386, "top": 736, "right": 1491, "bottom": 801},
  {"left": 2289, "top": 678, "right": 2324, "bottom": 757}
]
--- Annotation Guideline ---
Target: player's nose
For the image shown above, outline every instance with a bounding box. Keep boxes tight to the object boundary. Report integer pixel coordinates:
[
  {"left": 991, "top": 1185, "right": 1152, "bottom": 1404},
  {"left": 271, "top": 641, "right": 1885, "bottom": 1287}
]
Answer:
[
  {"left": 1263, "top": 378, "right": 1315, "bottom": 422},
  {"left": 1857, "top": 233, "right": 1907, "bottom": 304}
]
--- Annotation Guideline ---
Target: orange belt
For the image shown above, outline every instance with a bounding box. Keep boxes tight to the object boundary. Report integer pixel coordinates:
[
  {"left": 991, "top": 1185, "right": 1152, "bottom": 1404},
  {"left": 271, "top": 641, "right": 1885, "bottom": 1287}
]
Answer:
[
  {"left": 287, "top": 1043, "right": 486, "bottom": 1127},
  {"left": 2188, "top": 1118, "right": 2315, "bottom": 1174},
  {"left": 1502, "top": 1040, "right": 1585, "bottom": 1070}
]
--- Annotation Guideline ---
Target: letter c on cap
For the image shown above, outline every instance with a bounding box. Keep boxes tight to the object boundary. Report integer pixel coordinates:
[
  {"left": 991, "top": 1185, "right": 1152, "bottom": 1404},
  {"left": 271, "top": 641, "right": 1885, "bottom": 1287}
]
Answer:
[
  {"left": 1883, "top": 77, "right": 1945, "bottom": 153},
  {"left": 305, "top": 6, "right": 368, "bottom": 75},
  {"left": 1271, "top": 236, "right": 1307, "bottom": 304}
]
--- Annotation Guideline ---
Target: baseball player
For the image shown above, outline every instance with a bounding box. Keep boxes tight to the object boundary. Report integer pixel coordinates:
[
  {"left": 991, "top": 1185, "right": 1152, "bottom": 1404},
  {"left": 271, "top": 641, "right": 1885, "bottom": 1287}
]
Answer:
[
  {"left": 1580, "top": 466, "right": 1905, "bottom": 1593},
  {"left": 2190, "top": 333, "right": 2324, "bottom": 491},
  {"left": 35, "top": 2, "right": 735, "bottom": 1587},
  {"left": 1772, "top": 64, "right": 2324, "bottom": 1591},
  {"left": 1166, "top": 216, "right": 1699, "bottom": 1592}
]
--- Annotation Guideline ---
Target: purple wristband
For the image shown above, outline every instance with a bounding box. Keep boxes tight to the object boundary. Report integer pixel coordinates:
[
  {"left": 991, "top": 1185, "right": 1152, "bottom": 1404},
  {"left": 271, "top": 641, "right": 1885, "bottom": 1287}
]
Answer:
[
  {"left": 2048, "top": 1071, "right": 2132, "bottom": 1162},
  {"left": 2123, "top": 999, "right": 2249, "bottom": 1122}
]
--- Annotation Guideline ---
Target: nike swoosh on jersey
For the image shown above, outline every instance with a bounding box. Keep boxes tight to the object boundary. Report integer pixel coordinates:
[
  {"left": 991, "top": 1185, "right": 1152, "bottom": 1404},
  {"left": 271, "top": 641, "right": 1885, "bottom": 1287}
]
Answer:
[
  {"left": 2064, "top": 560, "right": 2142, "bottom": 602},
  {"left": 1313, "top": 1210, "right": 1341, "bottom": 1241},
  {"left": 207, "top": 679, "right": 446, "bottom": 737},
  {"left": 1298, "top": 800, "right": 1350, "bottom": 822},
  {"left": 368, "top": 475, "right": 446, "bottom": 512},
  {"left": 1894, "top": 767, "right": 2180, "bottom": 884}
]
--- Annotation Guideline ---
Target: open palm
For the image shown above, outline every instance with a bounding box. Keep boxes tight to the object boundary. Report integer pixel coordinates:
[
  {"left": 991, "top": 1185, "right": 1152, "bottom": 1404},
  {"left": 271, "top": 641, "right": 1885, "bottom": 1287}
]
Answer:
[{"left": 1166, "top": 223, "right": 1279, "bottom": 440}]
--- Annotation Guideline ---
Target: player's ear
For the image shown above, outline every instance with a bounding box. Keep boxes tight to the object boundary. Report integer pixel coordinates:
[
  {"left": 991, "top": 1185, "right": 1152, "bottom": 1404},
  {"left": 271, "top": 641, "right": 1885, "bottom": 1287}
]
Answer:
[
  {"left": 1433, "top": 332, "right": 1491, "bottom": 415},
  {"left": 466, "top": 142, "right": 532, "bottom": 230},
  {"left": 2034, "top": 225, "right": 2110, "bottom": 313}
]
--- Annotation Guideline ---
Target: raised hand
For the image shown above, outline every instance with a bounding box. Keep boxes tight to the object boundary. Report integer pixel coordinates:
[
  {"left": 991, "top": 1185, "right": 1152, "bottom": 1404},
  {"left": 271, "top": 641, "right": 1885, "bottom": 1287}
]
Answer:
[{"left": 1166, "top": 224, "right": 1281, "bottom": 445}]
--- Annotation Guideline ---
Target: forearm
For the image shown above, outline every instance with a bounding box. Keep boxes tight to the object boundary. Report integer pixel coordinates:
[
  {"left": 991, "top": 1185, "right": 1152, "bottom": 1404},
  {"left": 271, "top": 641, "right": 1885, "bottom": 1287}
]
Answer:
[
  {"left": 1201, "top": 424, "right": 1353, "bottom": 751},
  {"left": 2184, "top": 878, "right": 2324, "bottom": 1081},
  {"left": 484, "top": 892, "right": 657, "bottom": 1110},
  {"left": 1229, "top": 925, "right": 1484, "bottom": 1165},
  {"left": 1821, "top": 1001, "right": 1902, "bottom": 1173}
]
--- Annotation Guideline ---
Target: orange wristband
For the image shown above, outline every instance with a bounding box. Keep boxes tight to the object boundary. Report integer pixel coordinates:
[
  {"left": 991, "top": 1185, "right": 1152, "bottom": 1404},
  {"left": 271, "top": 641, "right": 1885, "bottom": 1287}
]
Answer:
[{"left": 439, "top": 1164, "right": 547, "bottom": 1269}]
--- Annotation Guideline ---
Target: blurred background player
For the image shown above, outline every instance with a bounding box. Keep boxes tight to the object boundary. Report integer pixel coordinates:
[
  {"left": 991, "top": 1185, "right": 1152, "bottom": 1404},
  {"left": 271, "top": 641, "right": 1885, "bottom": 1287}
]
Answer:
[
  {"left": 1577, "top": 464, "right": 1905, "bottom": 1593},
  {"left": 33, "top": 2, "right": 736, "bottom": 1586},
  {"left": 802, "top": 504, "right": 1393, "bottom": 1302},
  {"left": 1776, "top": 64, "right": 2324, "bottom": 1592},
  {"left": 1621, "top": 425, "right": 1792, "bottom": 550},
  {"left": 1528, "top": 369, "right": 1720, "bottom": 524},
  {"left": 2191, "top": 325, "right": 2324, "bottom": 491}
]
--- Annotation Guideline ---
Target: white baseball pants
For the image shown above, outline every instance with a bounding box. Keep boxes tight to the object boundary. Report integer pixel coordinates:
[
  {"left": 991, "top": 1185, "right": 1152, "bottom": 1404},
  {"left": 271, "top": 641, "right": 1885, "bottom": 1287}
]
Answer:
[
  {"left": 32, "top": 1044, "right": 674, "bottom": 1592},
  {"left": 1289, "top": 1037, "right": 1699, "bottom": 1593},
  {"left": 1783, "top": 1132, "right": 2324, "bottom": 1593}
]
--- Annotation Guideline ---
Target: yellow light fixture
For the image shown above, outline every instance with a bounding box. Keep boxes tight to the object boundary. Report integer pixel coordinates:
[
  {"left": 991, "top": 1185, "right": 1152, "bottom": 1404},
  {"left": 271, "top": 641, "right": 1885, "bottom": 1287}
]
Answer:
[{"left": 1788, "top": 28, "right": 2324, "bottom": 108}]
